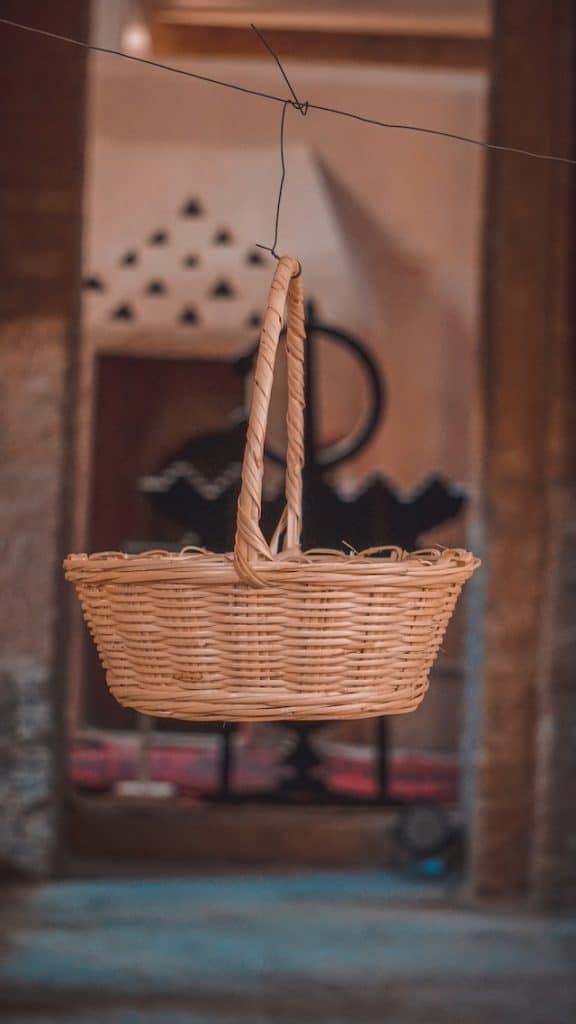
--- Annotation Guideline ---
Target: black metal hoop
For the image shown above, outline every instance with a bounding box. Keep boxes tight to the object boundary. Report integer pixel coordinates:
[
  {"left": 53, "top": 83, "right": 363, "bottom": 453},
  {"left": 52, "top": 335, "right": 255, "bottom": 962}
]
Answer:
[{"left": 235, "top": 300, "right": 385, "bottom": 470}]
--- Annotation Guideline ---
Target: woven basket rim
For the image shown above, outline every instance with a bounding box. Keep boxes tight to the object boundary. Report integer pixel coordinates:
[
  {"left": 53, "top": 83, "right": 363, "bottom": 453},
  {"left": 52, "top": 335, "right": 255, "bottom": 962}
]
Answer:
[{"left": 64, "top": 545, "right": 480, "bottom": 579}]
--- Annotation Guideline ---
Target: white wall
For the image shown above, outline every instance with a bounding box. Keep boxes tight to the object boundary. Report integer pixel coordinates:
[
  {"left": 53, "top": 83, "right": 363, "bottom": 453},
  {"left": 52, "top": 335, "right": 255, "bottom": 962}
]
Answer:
[{"left": 84, "top": 53, "right": 486, "bottom": 498}]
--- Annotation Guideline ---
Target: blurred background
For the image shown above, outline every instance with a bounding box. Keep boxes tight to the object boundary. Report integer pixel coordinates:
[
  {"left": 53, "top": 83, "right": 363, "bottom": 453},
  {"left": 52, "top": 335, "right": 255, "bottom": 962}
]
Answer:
[{"left": 0, "top": 2, "right": 575, "bottom": 1023}]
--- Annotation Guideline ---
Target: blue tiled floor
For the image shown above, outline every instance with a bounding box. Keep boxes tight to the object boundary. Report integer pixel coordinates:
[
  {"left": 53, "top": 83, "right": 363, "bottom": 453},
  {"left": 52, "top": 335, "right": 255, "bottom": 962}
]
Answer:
[{"left": 1, "top": 871, "right": 575, "bottom": 1023}]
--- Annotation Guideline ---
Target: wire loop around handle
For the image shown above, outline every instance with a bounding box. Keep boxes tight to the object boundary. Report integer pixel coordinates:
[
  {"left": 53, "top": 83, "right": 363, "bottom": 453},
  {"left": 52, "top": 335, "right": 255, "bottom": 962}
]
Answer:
[{"left": 234, "top": 256, "right": 305, "bottom": 586}]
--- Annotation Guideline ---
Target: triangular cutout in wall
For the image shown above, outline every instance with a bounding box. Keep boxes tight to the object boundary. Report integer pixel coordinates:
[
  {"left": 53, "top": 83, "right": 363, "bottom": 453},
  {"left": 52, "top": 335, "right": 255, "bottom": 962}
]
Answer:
[
  {"left": 180, "top": 306, "right": 200, "bottom": 325},
  {"left": 83, "top": 276, "right": 105, "bottom": 290},
  {"left": 148, "top": 230, "right": 168, "bottom": 245},
  {"left": 181, "top": 198, "right": 203, "bottom": 217},
  {"left": 210, "top": 279, "right": 236, "bottom": 299},
  {"left": 145, "top": 280, "right": 167, "bottom": 296},
  {"left": 111, "top": 304, "right": 134, "bottom": 320}
]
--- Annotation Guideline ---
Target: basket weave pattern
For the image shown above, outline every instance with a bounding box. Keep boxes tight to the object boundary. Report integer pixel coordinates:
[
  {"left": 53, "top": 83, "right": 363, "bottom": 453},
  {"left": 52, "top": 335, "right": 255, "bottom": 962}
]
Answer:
[{"left": 65, "top": 257, "right": 479, "bottom": 722}]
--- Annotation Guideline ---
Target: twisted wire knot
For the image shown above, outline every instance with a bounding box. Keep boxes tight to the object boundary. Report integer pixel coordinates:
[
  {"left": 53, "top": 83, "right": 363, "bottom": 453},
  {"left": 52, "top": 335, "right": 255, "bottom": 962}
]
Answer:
[{"left": 292, "top": 98, "right": 309, "bottom": 116}]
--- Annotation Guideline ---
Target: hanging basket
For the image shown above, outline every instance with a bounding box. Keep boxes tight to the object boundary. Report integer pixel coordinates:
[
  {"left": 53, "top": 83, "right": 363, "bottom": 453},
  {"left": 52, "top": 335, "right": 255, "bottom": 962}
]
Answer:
[{"left": 65, "top": 256, "right": 479, "bottom": 722}]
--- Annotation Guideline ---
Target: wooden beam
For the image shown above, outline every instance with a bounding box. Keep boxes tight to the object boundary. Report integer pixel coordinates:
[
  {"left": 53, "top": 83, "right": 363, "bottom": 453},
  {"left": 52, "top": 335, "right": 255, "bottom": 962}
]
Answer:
[
  {"left": 67, "top": 798, "right": 397, "bottom": 868},
  {"left": 150, "top": 22, "right": 488, "bottom": 69},
  {"left": 469, "top": 0, "right": 575, "bottom": 901}
]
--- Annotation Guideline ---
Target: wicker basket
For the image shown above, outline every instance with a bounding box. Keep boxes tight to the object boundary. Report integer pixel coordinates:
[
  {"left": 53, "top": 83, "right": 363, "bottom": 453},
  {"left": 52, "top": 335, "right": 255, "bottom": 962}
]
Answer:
[{"left": 65, "top": 256, "right": 479, "bottom": 722}]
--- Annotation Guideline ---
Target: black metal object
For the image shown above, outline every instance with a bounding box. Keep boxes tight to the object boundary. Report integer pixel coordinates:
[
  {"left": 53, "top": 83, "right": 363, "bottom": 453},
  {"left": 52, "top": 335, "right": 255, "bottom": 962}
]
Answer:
[
  {"left": 216, "top": 717, "right": 403, "bottom": 807},
  {"left": 140, "top": 301, "right": 466, "bottom": 807}
]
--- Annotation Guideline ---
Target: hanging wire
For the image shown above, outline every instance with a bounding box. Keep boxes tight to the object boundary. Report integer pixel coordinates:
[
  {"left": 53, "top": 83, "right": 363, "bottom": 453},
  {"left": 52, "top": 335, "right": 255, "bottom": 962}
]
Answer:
[
  {"left": 0, "top": 16, "right": 288, "bottom": 104},
  {"left": 1, "top": 15, "right": 573, "bottom": 167},
  {"left": 256, "top": 101, "right": 290, "bottom": 260},
  {"left": 308, "top": 102, "right": 572, "bottom": 164},
  {"left": 250, "top": 25, "right": 310, "bottom": 258},
  {"left": 250, "top": 23, "right": 308, "bottom": 116}
]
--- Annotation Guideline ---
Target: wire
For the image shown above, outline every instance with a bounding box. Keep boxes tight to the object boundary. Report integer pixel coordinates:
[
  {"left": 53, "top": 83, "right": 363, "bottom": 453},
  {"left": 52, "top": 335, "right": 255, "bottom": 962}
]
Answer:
[
  {"left": 0, "top": 15, "right": 287, "bottom": 105},
  {"left": 251, "top": 23, "right": 308, "bottom": 116},
  {"left": 250, "top": 26, "right": 309, "bottom": 257},
  {"left": 256, "top": 101, "right": 290, "bottom": 259},
  {"left": 1, "top": 14, "right": 574, "bottom": 167},
  {"left": 310, "top": 101, "right": 575, "bottom": 164}
]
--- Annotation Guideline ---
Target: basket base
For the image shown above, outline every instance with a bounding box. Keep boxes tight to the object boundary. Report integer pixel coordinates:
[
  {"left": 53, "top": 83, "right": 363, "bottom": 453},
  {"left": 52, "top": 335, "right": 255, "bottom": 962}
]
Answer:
[{"left": 108, "top": 682, "right": 430, "bottom": 722}]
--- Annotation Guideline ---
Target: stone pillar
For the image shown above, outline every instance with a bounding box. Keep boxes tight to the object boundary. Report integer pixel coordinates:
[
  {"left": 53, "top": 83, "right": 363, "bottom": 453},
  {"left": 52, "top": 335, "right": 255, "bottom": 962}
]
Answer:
[
  {"left": 468, "top": 0, "right": 575, "bottom": 900},
  {"left": 0, "top": 2, "right": 89, "bottom": 875}
]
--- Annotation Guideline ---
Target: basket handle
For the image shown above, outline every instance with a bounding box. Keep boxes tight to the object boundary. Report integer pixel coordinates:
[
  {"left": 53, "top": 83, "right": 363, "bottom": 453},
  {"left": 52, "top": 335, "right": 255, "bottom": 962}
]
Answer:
[{"left": 234, "top": 255, "right": 305, "bottom": 586}]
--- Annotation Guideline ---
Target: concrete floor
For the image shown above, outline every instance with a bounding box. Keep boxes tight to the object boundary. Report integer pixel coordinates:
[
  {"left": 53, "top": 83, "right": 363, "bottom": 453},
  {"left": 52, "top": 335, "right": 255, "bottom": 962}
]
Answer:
[{"left": 1, "top": 871, "right": 575, "bottom": 1024}]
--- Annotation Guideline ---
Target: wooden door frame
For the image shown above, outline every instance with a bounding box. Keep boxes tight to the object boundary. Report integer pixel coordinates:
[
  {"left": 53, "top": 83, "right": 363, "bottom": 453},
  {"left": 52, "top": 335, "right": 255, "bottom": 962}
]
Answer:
[{"left": 465, "top": 0, "right": 576, "bottom": 906}]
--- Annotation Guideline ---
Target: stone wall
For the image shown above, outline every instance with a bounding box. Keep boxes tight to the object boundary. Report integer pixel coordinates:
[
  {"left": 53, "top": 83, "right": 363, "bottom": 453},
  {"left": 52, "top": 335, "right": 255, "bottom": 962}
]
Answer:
[
  {"left": 0, "top": 316, "right": 72, "bottom": 874},
  {"left": 0, "top": 662, "right": 54, "bottom": 876},
  {"left": 0, "top": 2, "right": 88, "bottom": 875}
]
